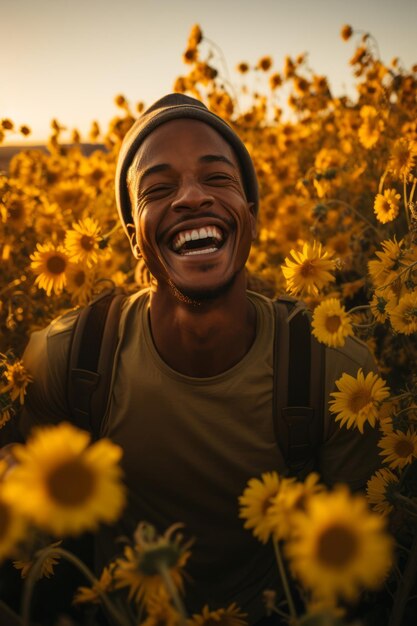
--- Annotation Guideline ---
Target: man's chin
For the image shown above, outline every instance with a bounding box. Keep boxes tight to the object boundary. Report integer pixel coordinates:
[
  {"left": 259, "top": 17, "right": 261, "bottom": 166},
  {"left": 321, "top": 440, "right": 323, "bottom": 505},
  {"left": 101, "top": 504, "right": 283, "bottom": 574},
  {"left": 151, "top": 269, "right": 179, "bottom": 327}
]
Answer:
[{"left": 168, "top": 274, "right": 238, "bottom": 305}]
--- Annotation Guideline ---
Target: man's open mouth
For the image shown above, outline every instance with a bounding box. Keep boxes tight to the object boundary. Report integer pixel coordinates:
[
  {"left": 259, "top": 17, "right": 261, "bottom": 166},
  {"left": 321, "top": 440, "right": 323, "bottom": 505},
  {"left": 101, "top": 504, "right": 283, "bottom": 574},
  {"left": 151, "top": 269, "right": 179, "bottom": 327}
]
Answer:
[{"left": 170, "top": 225, "right": 226, "bottom": 256}]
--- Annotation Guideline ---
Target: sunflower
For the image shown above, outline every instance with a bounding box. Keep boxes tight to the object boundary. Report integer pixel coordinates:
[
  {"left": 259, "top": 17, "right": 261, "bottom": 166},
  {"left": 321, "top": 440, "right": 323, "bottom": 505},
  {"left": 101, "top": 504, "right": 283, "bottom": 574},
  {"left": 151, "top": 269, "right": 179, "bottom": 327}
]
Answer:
[
  {"left": 114, "top": 523, "right": 191, "bottom": 606},
  {"left": 3, "top": 423, "right": 126, "bottom": 536},
  {"left": 51, "top": 179, "right": 95, "bottom": 215},
  {"left": 368, "top": 238, "right": 406, "bottom": 290},
  {"left": 74, "top": 566, "right": 114, "bottom": 604},
  {"left": 388, "top": 291, "right": 417, "bottom": 334},
  {"left": 373, "top": 189, "right": 401, "bottom": 224},
  {"left": 257, "top": 56, "right": 272, "bottom": 72},
  {"left": 188, "top": 604, "right": 248, "bottom": 626},
  {"left": 0, "top": 360, "right": 33, "bottom": 404},
  {"left": 0, "top": 491, "right": 27, "bottom": 560},
  {"left": 238, "top": 472, "right": 283, "bottom": 543},
  {"left": 65, "top": 217, "right": 103, "bottom": 267},
  {"left": 312, "top": 299, "right": 353, "bottom": 348},
  {"left": 285, "top": 486, "right": 393, "bottom": 603},
  {"left": 13, "top": 540, "right": 62, "bottom": 579},
  {"left": 326, "top": 232, "right": 352, "bottom": 260},
  {"left": 267, "top": 473, "right": 324, "bottom": 541},
  {"left": 30, "top": 243, "right": 70, "bottom": 296},
  {"left": 370, "top": 290, "right": 396, "bottom": 323},
  {"left": 367, "top": 468, "right": 399, "bottom": 516},
  {"left": 388, "top": 139, "right": 417, "bottom": 179},
  {"left": 379, "top": 429, "right": 417, "bottom": 469},
  {"left": 329, "top": 369, "right": 390, "bottom": 433},
  {"left": 281, "top": 241, "right": 335, "bottom": 296},
  {"left": 358, "top": 107, "right": 384, "bottom": 149}
]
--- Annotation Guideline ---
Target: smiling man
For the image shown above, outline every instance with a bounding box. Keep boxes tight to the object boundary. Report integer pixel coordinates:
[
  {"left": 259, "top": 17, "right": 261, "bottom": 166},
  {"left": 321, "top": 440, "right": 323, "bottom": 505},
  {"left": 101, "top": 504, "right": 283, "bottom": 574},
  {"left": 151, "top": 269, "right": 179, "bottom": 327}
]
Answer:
[{"left": 19, "top": 94, "right": 381, "bottom": 624}]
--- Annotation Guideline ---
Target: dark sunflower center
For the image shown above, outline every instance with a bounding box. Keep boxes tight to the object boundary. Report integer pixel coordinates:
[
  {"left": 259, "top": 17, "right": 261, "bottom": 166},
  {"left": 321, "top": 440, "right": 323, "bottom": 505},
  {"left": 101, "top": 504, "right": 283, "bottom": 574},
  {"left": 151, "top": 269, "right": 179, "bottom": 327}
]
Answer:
[
  {"left": 0, "top": 500, "right": 11, "bottom": 537},
  {"left": 300, "top": 261, "right": 315, "bottom": 277},
  {"left": 80, "top": 235, "right": 95, "bottom": 251},
  {"left": 317, "top": 523, "right": 359, "bottom": 568},
  {"left": 46, "top": 459, "right": 96, "bottom": 507},
  {"left": 348, "top": 389, "right": 371, "bottom": 413},
  {"left": 261, "top": 494, "right": 276, "bottom": 515},
  {"left": 325, "top": 315, "right": 342, "bottom": 333},
  {"left": 46, "top": 255, "right": 67, "bottom": 274},
  {"left": 394, "top": 439, "right": 414, "bottom": 458}
]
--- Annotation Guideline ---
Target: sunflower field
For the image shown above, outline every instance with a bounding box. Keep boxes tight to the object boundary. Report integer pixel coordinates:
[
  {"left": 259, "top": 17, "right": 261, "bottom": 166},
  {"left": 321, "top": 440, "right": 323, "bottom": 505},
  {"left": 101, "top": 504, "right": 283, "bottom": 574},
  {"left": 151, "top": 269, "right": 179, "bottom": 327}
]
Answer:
[{"left": 1, "top": 23, "right": 417, "bottom": 626}]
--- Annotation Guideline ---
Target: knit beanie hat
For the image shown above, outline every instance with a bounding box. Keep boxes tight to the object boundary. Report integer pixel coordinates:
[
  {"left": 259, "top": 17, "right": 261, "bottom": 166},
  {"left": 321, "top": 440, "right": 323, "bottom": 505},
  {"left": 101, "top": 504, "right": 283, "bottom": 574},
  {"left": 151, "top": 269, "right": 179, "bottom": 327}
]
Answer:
[{"left": 115, "top": 93, "right": 259, "bottom": 237}]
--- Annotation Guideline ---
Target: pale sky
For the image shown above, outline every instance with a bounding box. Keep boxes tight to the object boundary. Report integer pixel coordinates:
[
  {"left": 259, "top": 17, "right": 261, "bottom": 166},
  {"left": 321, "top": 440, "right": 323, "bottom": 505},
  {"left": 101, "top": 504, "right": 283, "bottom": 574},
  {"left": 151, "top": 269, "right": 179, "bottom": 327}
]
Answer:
[{"left": 2, "top": 0, "right": 416, "bottom": 143}]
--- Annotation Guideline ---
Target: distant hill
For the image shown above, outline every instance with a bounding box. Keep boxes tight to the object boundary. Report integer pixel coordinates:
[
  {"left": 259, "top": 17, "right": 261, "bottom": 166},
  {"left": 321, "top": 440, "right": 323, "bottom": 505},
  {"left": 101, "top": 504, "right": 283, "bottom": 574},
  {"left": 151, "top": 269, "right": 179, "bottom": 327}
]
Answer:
[{"left": 0, "top": 143, "right": 106, "bottom": 172}]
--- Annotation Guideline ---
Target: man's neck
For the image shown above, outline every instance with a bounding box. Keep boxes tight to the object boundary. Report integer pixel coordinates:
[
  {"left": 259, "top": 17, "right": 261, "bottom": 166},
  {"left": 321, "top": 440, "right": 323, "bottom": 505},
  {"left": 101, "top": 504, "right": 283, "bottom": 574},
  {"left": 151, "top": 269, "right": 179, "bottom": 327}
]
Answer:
[{"left": 148, "top": 279, "right": 256, "bottom": 377}]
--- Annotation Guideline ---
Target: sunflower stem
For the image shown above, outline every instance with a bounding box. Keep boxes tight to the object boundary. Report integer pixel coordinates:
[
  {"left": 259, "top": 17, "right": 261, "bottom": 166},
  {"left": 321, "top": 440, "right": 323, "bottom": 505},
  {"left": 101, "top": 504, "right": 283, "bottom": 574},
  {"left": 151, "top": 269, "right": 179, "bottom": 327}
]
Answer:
[
  {"left": 324, "top": 198, "right": 381, "bottom": 236},
  {"left": 21, "top": 547, "right": 132, "bottom": 626},
  {"left": 409, "top": 179, "right": 417, "bottom": 207},
  {"left": 348, "top": 304, "right": 372, "bottom": 315},
  {"left": 101, "top": 221, "right": 122, "bottom": 240},
  {"left": 388, "top": 530, "right": 417, "bottom": 626},
  {"left": 272, "top": 538, "right": 297, "bottom": 622},
  {"left": 378, "top": 168, "right": 389, "bottom": 195},
  {"left": 403, "top": 176, "right": 411, "bottom": 229},
  {"left": 158, "top": 562, "right": 188, "bottom": 626},
  {"left": 377, "top": 260, "right": 417, "bottom": 291},
  {"left": 392, "top": 493, "right": 417, "bottom": 514}
]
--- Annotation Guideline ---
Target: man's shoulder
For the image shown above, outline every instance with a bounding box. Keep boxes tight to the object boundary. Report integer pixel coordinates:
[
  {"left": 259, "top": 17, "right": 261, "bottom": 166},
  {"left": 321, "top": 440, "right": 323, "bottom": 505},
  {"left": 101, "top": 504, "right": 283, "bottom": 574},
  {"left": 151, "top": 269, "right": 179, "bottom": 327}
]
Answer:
[
  {"left": 326, "top": 335, "right": 375, "bottom": 373},
  {"left": 45, "top": 307, "right": 80, "bottom": 338},
  {"left": 32, "top": 288, "right": 149, "bottom": 342}
]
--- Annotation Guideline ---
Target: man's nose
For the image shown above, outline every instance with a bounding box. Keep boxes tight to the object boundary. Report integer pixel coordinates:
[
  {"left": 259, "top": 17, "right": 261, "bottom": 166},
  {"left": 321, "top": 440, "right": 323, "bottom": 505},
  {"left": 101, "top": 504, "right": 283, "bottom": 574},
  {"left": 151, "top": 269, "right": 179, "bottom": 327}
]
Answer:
[{"left": 171, "top": 180, "right": 214, "bottom": 211}]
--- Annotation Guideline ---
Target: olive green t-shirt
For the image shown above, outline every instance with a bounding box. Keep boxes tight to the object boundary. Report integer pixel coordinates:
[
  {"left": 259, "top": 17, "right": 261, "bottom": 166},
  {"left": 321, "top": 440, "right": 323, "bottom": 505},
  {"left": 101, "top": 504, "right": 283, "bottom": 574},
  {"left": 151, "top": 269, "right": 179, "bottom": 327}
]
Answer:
[{"left": 21, "top": 289, "right": 380, "bottom": 622}]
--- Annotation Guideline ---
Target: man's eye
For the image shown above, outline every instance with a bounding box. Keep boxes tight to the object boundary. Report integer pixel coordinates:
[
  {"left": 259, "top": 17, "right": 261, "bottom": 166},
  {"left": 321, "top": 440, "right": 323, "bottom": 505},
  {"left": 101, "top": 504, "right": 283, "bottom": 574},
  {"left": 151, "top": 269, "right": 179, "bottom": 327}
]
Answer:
[
  {"left": 206, "top": 173, "right": 231, "bottom": 183},
  {"left": 144, "top": 184, "right": 173, "bottom": 196}
]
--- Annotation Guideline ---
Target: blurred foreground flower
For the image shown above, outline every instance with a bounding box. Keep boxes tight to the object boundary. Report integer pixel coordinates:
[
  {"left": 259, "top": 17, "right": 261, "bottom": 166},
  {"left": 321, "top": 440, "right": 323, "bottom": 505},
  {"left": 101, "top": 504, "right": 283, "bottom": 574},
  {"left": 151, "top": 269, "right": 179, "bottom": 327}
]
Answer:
[
  {"left": 74, "top": 565, "right": 114, "bottom": 605},
  {"left": 0, "top": 486, "right": 27, "bottom": 560},
  {"left": 285, "top": 486, "right": 393, "bottom": 603},
  {"left": 114, "top": 522, "right": 191, "bottom": 606},
  {"left": 238, "top": 471, "right": 283, "bottom": 543},
  {"left": 188, "top": 603, "right": 248, "bottom": 626},
  {"left": 13, "top": 540, "right": 62, "bottom": 579},
  {"left": 3, "top": 422, "right": 126, "bottom": 535}
]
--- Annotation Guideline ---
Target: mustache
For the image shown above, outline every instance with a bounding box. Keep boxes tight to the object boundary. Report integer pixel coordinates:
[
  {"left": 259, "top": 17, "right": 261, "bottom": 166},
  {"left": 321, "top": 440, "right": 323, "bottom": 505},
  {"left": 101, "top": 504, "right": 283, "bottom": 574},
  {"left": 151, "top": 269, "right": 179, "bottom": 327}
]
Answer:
[{"left": 158, "top": 212, "right": 235, "bottom": 241}]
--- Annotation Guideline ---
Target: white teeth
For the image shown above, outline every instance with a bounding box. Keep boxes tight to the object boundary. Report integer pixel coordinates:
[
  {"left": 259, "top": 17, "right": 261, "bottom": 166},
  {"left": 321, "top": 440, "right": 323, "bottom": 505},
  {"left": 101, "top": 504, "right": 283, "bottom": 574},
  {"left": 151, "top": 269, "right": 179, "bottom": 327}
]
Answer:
[
  {"left": 183, "top": 247, "right": 218, "bottom": 256},
  {"left": 172, "top": 225, "right": 223, "bottom": 251}
]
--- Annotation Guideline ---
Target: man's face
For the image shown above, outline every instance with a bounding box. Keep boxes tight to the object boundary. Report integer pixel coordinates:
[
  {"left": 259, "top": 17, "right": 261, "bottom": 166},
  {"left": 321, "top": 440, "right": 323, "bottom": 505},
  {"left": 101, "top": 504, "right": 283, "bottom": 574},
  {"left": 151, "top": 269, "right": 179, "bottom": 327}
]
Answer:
[{"left": 127, "top": 119, "right": 256, "bottom": 301}]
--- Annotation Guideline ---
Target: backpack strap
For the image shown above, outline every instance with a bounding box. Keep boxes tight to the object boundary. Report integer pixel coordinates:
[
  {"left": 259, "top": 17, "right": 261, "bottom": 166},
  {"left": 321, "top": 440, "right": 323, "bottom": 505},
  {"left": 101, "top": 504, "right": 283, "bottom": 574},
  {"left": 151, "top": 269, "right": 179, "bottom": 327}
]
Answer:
[
  {"left": 272, "top": 297, "right": 325, "bottom": 478},
  {"left": 66, "top": 287, "right": 126, "bottom": 440}
]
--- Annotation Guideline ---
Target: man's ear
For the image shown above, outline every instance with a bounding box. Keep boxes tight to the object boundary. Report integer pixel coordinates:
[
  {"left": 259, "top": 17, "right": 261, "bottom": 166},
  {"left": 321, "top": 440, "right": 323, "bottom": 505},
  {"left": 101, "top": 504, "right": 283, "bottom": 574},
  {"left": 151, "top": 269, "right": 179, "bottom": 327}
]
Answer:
[
  {"left": 126, "top": 223, "right": 141, "bottom": 259},
  {"left": 248, "top": 202, "right": 257, "bottom": 239}
]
